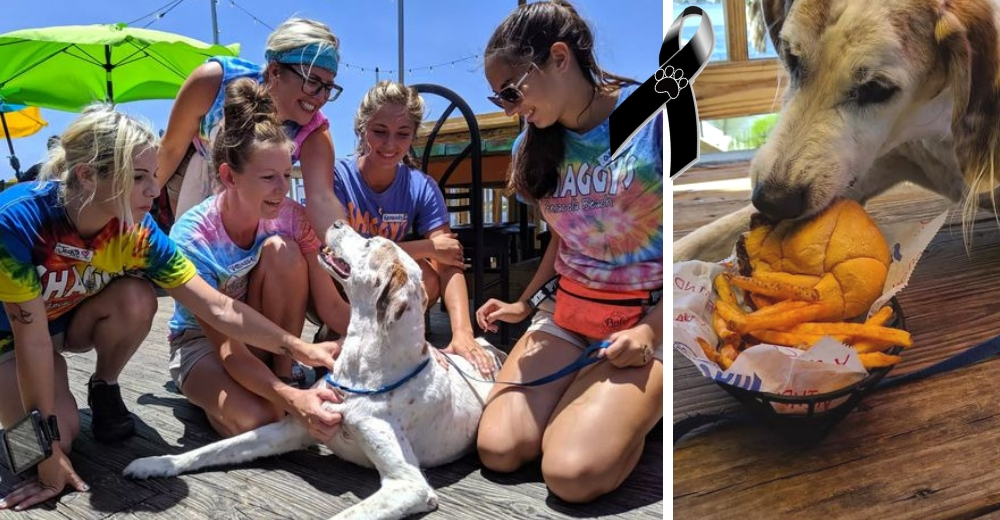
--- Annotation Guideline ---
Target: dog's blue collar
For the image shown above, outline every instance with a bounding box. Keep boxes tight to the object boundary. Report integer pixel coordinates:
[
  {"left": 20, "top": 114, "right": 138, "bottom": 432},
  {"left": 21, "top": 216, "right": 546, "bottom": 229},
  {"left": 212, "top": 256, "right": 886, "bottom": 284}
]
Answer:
[{"left": 325, "top": 358, "right": 431, "bottom": 396}]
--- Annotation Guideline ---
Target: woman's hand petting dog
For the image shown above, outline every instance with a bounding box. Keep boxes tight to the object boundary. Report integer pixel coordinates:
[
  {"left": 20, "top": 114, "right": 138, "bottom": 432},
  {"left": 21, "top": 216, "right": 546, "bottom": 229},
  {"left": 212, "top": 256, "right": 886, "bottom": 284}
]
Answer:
[
  {"left": 0, "top": 445, "right": 88, "bottom": 511},
  {"left": 603, "top": 325, "right": 656, "bottom": 368},
  {"left": 430, "top": 233, "right": 465, "bottom": 268},
  {"left": 475, "top": 299, "right": 532, "bottom": 332},
  {"left": 445, "top": 330, "right": 497, "bottom": 377},
  {"left": 292, "top": 339, "right": 341, "bottom": 371},
  {"left": 285, "top": 386, "right": 344, "bottom": 442}
]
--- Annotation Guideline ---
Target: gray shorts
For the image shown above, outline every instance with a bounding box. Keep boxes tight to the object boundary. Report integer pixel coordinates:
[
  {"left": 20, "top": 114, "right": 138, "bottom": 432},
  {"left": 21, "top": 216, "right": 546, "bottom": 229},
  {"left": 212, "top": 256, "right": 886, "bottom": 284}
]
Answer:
[
  {"left": 168, "top": 329, "right": 217, "bottom": 393},
  {"left": 526, "top": 299, "right": 663, "bottom": 362}
]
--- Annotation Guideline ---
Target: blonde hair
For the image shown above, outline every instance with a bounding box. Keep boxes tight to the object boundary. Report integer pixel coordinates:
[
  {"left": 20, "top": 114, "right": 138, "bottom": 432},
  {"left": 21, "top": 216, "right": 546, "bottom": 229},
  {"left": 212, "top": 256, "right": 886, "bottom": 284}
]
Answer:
[
  {"left": 39, "top": 104, "right": 158, "bottom": 226},
  {"left": 266, "top": 18, "right": 340, "bottom": 74},
  {"left": 354, "top": 81, "right": 425, "bottom": 168}
]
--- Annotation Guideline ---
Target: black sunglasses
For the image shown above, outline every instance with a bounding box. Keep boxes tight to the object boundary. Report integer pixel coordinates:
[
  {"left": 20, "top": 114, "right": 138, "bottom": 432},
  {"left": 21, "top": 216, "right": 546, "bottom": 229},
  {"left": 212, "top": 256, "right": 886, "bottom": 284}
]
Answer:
[
  {"left": 487, "top": 66, "right": 536, "bottom": 109},
  {"left": 280, "top": 63, "right": 343, "bottom": 101}
]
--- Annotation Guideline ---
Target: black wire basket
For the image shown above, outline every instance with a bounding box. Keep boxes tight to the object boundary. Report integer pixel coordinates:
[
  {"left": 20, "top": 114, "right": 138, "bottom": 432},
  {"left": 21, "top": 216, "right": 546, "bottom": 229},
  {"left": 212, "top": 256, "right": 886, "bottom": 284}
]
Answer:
[{"left": 717, "top": 298, "right": 905, "bottom": 442}]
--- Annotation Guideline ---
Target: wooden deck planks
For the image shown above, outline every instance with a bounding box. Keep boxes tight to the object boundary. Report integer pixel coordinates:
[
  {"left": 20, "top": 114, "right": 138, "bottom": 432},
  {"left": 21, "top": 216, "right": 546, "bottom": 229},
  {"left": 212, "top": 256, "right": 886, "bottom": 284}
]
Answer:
[
  {"left": 673, "top": 159, "right": 1000, "bottom": 519},
  {"left": 0, "top": 299, "right": 663, "bottom": 519}
]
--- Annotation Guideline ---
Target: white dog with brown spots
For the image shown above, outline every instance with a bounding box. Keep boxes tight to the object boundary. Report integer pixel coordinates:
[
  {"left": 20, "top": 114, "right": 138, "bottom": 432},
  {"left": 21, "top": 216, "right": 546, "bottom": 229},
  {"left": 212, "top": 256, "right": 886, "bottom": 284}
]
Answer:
[
  {"left": 124, "top": 221, "right": 498, "bottom": 520},
  {"left": 676, "top": 0, "right": 1000, "bottom": 262}
]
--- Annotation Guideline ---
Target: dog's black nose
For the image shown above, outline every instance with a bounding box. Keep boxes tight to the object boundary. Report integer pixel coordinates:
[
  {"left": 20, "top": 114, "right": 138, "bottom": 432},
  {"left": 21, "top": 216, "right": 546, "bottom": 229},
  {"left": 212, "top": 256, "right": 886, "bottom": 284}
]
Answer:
[
  {"left": 333, "top": 220, "right": 345, "bottom": 229},
  {"left": 752, "top": 182, "right": 808, "bottom": 221}
]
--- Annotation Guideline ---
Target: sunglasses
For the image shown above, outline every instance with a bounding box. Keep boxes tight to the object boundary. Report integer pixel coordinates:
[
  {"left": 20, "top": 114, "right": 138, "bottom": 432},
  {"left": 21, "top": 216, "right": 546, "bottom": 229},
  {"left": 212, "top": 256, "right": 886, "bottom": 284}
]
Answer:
[
  {"left": 281, "top": 64, "right": 343, "bottom": 101},
  {"left": 487, "top": 65, "right": 536, "bottom": 109}
]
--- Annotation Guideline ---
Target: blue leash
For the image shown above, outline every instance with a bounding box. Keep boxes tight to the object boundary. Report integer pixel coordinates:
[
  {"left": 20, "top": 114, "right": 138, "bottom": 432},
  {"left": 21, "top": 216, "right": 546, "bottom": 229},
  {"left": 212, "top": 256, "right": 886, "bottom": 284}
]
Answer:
[
  {"left": 325, "top": 358, "right": 431, "bottom": 396},
  {"left": 673, "top": 333, "right": 1000, "bottom": 443},
  {"left": 448, "top": 340, "right": 611, "bottom": 387}
]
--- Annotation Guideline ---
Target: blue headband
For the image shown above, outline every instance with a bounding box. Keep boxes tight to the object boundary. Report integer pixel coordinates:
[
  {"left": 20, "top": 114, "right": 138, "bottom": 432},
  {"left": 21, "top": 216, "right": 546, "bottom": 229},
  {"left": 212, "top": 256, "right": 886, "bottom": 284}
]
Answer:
[{"left": 265, "top": 43, "right": 340, "bottom": 76}]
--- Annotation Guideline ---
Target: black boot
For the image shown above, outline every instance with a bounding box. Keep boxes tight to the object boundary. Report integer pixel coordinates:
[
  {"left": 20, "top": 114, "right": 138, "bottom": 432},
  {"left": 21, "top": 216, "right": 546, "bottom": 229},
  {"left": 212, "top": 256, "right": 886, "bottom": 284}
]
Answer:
[{"left": 87, "top": 376, "right": 135, "bottom": 443}]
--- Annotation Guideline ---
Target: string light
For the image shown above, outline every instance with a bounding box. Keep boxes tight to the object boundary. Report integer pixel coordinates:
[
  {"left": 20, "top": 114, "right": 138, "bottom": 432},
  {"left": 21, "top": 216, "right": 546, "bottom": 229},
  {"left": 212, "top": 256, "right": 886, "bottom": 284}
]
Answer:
[{"left": 225, "top": 1, "right": 481, "bottom": 78}]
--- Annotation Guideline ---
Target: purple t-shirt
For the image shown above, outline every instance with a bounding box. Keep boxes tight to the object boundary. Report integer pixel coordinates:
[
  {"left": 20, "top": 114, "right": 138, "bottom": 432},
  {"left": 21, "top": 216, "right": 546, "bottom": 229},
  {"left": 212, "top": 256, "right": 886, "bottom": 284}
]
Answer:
[{"left": 333, "top": 156, "right": 449, "bottom": 241}]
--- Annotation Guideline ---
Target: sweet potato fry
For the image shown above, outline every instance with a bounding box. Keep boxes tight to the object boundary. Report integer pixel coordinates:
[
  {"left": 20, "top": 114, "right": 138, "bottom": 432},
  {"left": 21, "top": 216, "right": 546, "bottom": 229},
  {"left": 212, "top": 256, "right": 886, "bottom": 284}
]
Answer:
[
  {"left": 858, "top": 352, "right": 902, "bottom": 369},
  {"left": 714, "top": 299, "right": 747, "bottom": 327},
  {"left": 695, "top": 337, "right": 718, "bottom": 362},
  {"left": 719, "top": 343, "right": 739, "bottom": 370},
  {"left": 745, "top": 300, "right": 812, "bottom": 317},
  {"left": 851, "top": 338, "right": 902, "bottom": 353},
  {"left": 748, "top": 330, "right": 849, "bottom": 349},
  {"left": 865, "top": 306, "right": 894, "bottom": 327},
  {"left": 731, "top": 303, "right": 832, "bottom": 333},
  {"left": 748, "top": 293, "right": 775, "bottom": 311},
  {"left": 787, "top": 322, "right": 912, "bottom": 347},
  {"left": 713, "top": 274, "right": 739, "bottom": 307},
  {"left": 725, "top": 272, "right": 820, "bottom": 302},
  {"left": 712, "top": 308, "right": 741, "bottom": 345}
]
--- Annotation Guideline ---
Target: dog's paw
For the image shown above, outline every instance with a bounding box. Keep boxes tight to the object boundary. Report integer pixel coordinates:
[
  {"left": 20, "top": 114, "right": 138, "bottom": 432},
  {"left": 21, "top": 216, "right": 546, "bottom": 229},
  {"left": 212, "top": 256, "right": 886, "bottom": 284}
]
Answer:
[
  {"left": 123, "top": 456, "right": 179, "bottom": 479},
  {"left": 654, "top": 65, "right": 688, "bottom": 99}
]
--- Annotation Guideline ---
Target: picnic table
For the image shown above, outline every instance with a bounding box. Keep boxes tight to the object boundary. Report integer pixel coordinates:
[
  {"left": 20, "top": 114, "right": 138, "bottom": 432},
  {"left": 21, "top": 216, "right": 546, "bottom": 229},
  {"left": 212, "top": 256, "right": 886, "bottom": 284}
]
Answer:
[{"left": 673, "top": 160, "right": 1000, "bottom": 519}]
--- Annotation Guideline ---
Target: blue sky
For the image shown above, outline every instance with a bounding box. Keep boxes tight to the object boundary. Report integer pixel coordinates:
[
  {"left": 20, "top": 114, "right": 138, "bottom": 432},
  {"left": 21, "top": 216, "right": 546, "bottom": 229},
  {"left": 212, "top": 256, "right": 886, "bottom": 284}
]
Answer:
[{"left": 1, "top": 0, "right": 667, "bottom": 181}]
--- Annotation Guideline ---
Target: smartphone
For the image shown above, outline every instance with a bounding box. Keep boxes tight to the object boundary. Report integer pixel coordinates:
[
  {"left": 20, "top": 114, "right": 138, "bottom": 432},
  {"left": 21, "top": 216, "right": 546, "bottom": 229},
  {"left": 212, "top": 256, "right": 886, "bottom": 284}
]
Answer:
[{"left": 2, "top": 410, "right": 51, "bottom": 474}]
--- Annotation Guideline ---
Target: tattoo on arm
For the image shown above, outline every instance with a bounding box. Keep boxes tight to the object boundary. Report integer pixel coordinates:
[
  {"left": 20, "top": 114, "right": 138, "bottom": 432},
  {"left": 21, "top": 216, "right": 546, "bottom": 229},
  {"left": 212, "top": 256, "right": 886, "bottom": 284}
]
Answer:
[{"left": 3, "top": 303, "right": 34, "bottom": 325}]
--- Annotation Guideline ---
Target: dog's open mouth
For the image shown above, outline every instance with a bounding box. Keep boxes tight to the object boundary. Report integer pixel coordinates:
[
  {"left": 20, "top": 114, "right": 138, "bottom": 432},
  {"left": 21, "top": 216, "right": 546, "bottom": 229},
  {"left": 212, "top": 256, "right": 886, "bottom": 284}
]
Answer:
[{"left": 320, "top": 246, "right": 351, "bottom": 279}]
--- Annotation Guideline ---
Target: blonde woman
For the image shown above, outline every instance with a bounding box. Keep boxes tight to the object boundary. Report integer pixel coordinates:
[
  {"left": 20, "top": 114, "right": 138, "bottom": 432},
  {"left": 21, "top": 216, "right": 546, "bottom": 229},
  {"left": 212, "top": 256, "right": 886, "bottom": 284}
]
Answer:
[
  {"left": 0, "top": 105, "right": 340, "bottom": 511},
  {"left": 333, "top": 81, "right": 495, "bottom": 376},
  {"left": 157, "top": 17, "right": 346, "bottom": 235}
]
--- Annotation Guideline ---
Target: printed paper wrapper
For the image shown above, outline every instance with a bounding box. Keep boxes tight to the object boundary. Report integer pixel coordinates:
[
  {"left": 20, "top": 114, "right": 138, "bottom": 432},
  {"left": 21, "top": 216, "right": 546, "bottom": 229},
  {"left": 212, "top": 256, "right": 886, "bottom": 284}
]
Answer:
[{"left": 673, "top": 211, "right": 947, "bottom": 413}]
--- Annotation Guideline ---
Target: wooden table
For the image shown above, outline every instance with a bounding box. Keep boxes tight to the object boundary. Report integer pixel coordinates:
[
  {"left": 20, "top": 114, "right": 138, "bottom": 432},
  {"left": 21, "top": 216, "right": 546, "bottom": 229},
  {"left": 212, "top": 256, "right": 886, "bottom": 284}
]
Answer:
[{"left": 673, "top": 161, "right": 1000, "bottom": 519}]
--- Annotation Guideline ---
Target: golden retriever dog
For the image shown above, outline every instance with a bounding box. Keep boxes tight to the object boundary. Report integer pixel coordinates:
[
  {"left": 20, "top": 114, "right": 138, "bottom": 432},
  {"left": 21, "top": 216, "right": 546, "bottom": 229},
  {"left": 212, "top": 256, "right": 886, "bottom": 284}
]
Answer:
[{"left": 675, "top": 0, "right": 1000, "bottom": 262}]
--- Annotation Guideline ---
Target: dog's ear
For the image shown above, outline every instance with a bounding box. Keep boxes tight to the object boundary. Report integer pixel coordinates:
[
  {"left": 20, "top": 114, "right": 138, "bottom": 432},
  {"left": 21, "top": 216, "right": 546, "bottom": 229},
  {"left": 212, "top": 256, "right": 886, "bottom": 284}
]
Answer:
[
  {"left": 375, "top": 262, "right": 410, "bottom": 325},
  {"left": 936, "top": 0, "right": 1000, "bottom": 195},
  {"left": 760, "top": 0, "right": 795, "bottom": 51}
]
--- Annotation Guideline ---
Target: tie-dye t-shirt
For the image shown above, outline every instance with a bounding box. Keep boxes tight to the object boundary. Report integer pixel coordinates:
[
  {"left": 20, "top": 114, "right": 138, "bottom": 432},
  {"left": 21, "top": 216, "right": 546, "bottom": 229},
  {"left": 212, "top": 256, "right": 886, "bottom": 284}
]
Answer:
[
  {"left": 333, "top": 156, "right": 450, "bottom": 242},
  {"left": 167, "top": 194, "right": 321, "bottom": 338},
  {"left": 517, "top": 84, "right": 663, "bottom": 291},
  {"left": 0, "top": 181, "right": 196, "bottom": 340}
]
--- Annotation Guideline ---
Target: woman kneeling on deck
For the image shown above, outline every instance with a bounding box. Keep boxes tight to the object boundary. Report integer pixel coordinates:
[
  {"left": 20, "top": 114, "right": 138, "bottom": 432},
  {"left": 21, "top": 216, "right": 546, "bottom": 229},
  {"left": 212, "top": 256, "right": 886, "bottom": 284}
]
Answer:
[
  {"left": 166, "top": 78, "right": 348, "bottom": 442},
  {"left": 474, "top": 0, "right": 663, "bottom": 503},
  {"left": 0, "top": 105, "right": 341, "bottom": 511}
]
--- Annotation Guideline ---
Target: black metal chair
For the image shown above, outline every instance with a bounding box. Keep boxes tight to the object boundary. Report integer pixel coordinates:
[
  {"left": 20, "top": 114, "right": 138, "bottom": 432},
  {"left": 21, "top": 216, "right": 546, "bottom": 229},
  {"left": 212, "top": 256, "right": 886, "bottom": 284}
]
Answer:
[{"left": 411, "top": 83, "right": 515, "bottom": 347}]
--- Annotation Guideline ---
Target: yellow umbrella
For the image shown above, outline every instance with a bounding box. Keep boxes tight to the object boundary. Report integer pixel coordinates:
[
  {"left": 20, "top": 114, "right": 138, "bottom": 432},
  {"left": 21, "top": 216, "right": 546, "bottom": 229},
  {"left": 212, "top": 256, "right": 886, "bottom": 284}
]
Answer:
[{"left": 0, "top": 103, "right": 47, "bottom": 179}]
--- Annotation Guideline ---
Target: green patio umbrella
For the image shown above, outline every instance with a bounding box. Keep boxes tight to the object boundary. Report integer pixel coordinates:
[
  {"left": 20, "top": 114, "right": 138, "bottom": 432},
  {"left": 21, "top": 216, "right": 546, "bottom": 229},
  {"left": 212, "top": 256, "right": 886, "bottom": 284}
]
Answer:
[{"left": 0, "top": 23, "right": 239, "bottom": 112}]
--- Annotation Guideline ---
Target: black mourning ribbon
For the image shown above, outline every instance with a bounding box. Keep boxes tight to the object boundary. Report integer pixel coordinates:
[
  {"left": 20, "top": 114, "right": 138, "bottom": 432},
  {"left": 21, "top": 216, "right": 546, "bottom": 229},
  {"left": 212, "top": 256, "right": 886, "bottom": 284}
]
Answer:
[{"left": 610, "top": 6, "right": 714, "bottom": 179}]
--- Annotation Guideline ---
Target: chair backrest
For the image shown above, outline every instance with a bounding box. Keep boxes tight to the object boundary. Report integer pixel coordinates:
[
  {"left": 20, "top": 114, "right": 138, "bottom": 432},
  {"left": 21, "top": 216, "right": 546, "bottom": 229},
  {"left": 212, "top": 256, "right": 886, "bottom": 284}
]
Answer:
[{"left": 410, "top": 83, "right": 486, "bottom": 309}]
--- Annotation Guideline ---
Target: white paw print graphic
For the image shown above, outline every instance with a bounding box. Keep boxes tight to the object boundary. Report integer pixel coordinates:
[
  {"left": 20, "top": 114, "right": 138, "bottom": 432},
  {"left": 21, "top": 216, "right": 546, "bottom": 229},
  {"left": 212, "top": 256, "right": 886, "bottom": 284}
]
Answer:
[{"left": 654, "top": 65, "right": 689, "bottom": 99}]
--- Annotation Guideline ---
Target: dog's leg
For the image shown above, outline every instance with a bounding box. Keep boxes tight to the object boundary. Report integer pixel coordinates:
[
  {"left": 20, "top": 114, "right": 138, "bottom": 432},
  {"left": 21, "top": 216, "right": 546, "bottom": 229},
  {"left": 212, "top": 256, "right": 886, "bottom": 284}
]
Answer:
[
  {"left": 330, "top": 418, "right": 437, "bottom": 520},
  {"left": 123, "top": 416, "right": 312, "bottom": 479},
  {"left": 673, "top": 203, "right": 756, "bottom": 262}
]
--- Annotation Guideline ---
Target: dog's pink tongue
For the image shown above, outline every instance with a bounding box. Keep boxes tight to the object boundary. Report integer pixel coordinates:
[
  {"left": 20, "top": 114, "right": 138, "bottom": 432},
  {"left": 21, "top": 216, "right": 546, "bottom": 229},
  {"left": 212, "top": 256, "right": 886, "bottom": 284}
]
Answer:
[{"left": 330, "top": 256, "right": 351, "bottom": 277}]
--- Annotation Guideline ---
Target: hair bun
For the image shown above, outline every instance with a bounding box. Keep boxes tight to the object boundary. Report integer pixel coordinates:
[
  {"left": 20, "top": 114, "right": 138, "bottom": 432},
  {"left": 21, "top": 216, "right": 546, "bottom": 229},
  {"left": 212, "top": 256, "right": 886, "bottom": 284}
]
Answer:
[{"left": 223, "top": 77, "right": 279, "bottom": 133}]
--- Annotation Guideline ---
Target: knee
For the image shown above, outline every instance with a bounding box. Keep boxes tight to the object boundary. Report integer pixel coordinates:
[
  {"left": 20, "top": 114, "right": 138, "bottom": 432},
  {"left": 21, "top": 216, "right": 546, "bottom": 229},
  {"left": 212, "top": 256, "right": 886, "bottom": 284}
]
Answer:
[
  {"left": 477, "top": 423, "right": 538, "bottom": 473},
  {"left": 113, "top": 278, "right": 157, "bottom": 326},
  {"left": 541, "top": 449, "right": 617, "bottom": 503},
  {"left": 260, "top": 236, "right": 307, "bottom": 274}
]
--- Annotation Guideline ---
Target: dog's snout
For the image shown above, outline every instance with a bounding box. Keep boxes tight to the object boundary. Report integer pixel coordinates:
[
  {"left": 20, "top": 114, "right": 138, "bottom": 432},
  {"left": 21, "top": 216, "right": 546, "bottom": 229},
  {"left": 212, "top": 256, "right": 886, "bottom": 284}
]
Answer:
[
  {"left": 752, "top": 182, "right": 808, "bottom": 221},
  {"left": 333, "top": 220, "right": 345, "bottom": 229}
]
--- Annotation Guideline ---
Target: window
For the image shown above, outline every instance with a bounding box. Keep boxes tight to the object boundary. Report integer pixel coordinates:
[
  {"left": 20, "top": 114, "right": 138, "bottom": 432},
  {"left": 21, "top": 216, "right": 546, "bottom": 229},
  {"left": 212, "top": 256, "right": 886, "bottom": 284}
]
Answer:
[{"left": 676, "top": 0, "right": 785, "bottom": 153}]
